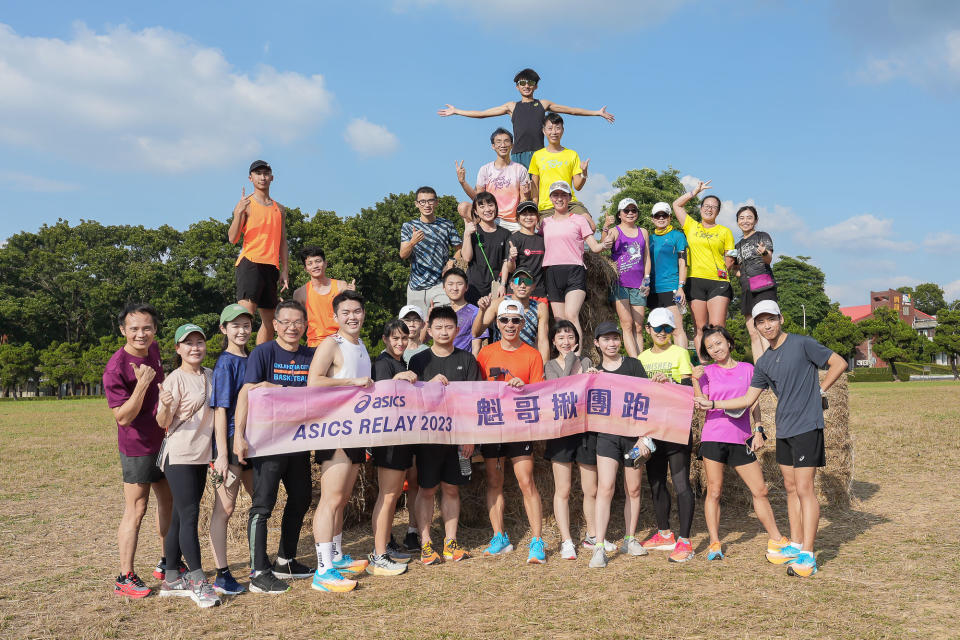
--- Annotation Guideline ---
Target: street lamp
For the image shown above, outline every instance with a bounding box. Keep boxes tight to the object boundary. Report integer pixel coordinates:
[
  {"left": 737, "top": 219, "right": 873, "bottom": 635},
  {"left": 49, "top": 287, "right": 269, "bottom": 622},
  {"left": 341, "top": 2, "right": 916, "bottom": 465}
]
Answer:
[{"left": 800, "top": 303, "right": 807, "bottom": 331}]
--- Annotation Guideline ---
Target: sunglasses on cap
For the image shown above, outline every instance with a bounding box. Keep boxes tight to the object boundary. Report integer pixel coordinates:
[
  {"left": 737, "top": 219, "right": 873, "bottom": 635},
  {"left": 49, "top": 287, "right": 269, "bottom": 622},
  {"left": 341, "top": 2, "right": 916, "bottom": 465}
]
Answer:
[
  {"left": 498, "top": 317, "right": 522, "bottom": 325},
  {"left": 512, "top": 275, "right": 534, "bottom": 286},
  {"left": 650, "top": 324, "right": 673, "bottom": 334}
]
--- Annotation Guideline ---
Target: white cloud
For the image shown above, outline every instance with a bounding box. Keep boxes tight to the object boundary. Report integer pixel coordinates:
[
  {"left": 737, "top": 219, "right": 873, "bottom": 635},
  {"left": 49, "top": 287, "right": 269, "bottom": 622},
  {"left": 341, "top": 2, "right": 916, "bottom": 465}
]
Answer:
[
  {"left": 924, "top": 231, "right": 960, "bottom": 252},
  {"left": 394, "top": 0, "right": 688, "bottom": 26},
  {"left": 343, "top": 118, "right": 399, "bottom": 156},
  {"left": 0, "top": 23, "right": 334, "bottom": 172},
  {"left": 575, "top": 172, "right": 615, "bottom": 220},
  {"left": 944, "top": 279, "right": 960, "bottom": 301},
  {"left": 855, "top": 28, "right": 960, "bottom": 86},
  {"left": 0, "top": 172, "right": 79, "bottom": 192},
  {"left": 805, "top": 214, "right": 914, "bottom": 251},
  {"left": 678, "top": 176, "right": 804, "bottom": 236}
]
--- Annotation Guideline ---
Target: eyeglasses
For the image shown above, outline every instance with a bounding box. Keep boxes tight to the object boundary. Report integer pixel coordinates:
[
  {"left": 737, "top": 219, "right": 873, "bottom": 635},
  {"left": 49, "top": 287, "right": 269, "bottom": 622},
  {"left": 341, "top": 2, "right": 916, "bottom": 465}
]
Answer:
[
  {"left": 276, "top": 320, "right": 305, "bottom": 328},
  {"left": 650, "top": 325, "right": 673, "bottom": 334},
  {"left": 416, "top": 198, "right": 437, "bottom": 206},
  {"left": 512, "top": 276, "right": 534, "bottom": 286},
  {"left": 517, "top": 80, "right": 536, "bottom": 87},
  {"left": 498, "top": 317, "right": 522, "bottom": 325},
  {"left": 652, "top": 213, "right": 670, "bottom": 219},
  {"left": 701, "top": 204, "right": 719, "bottom": 211}
]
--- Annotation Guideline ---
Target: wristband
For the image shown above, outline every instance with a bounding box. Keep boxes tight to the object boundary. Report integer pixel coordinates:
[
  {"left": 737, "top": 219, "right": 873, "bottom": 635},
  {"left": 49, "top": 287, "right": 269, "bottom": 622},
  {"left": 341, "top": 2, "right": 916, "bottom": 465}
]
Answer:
[{"left": 711, "top": 400, "right": 716, "bottom": 410}]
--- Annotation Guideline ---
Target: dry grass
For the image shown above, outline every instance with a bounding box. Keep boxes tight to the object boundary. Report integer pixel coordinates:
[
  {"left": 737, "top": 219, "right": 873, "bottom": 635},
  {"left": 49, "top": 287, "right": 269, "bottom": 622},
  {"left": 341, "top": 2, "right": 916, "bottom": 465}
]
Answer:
[{"left": 1, "top": 381, "right": 958, "bottom": 639}]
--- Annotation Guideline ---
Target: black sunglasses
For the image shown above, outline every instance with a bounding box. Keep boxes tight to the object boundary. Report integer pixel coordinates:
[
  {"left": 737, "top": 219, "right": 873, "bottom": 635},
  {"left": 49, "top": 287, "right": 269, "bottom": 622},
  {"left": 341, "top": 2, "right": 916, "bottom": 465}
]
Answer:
[{"left": 498, "top": 317, "right": 522, "bottom": 325}]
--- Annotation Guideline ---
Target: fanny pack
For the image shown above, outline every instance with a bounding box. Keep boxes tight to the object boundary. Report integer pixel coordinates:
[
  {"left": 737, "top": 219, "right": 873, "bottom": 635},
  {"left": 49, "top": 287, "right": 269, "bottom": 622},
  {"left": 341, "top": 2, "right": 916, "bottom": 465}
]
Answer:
[{"left": 748, "top": 273, "right": 775, "bottom": 293}]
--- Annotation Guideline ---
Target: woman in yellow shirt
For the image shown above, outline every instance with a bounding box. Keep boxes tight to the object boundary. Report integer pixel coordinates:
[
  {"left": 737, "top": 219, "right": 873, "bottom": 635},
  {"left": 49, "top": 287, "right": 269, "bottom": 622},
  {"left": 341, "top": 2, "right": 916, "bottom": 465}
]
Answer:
[{"left": 672, "top": 179, "right": 735, "bottom": 355}]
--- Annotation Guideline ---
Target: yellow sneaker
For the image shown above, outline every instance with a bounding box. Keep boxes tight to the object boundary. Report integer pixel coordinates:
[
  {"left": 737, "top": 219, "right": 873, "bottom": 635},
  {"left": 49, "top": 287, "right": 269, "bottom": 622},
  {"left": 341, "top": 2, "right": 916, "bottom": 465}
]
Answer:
[
  {"left": 443, "top": 538, "right": 470, "bottom": 562},
  {"left": 421, "top": 541, "right": 443, "bottom": 566}
]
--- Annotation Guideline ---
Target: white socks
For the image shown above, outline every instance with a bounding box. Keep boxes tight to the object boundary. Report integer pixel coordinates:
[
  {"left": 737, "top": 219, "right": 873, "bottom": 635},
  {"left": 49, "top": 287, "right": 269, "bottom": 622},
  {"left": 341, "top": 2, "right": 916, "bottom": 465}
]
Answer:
[
  {"left": 316, "top": 542, "right": 333, "bottom": 571},
  {"left": 333, "top": 533, "right": 343, "bottom": 561}
]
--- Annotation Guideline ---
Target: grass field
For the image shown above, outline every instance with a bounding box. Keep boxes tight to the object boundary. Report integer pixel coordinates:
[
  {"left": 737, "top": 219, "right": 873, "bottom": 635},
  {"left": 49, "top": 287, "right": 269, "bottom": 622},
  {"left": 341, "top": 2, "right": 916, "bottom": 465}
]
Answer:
[{"left": 1, "top": 381, "right": 958, "bottom": 639}]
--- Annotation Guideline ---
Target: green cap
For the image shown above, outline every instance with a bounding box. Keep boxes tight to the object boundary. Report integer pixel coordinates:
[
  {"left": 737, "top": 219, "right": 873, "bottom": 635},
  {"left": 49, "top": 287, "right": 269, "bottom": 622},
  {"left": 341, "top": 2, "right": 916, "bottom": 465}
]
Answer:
[
  {"left": 174, "top": 323, "right": 206, "bottom": 343},
  {"left": 220, "top": 303, "right": 253, "bottom": 325}
]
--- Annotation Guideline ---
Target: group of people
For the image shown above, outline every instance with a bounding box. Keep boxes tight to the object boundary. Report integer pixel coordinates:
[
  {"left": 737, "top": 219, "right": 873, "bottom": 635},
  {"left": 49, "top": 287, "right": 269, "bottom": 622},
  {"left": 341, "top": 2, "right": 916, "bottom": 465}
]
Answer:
[{"left": 107, "top": 68, "right": 848, "bottom": 608}]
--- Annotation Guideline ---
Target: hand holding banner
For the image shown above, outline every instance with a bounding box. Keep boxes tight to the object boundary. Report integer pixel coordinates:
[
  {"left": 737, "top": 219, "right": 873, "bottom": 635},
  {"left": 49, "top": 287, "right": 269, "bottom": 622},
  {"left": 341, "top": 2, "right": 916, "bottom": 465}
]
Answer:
[{"left": 246, "top": 373, "right": 694, "bottom": 458}]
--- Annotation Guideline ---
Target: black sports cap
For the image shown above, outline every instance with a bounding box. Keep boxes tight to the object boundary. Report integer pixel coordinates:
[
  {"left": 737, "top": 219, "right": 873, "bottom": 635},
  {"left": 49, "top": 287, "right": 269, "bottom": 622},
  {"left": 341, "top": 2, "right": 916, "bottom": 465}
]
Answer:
[{"left": 249, "top": 160, "right": 272, "bottom": 173}]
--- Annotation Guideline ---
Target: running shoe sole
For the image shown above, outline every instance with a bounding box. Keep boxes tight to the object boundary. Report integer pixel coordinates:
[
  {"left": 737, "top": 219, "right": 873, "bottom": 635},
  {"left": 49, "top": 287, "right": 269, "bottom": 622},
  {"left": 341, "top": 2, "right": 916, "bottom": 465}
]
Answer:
[
  {"left": 365, "top": 564, "right": 407, "bottom": 577},
  {"left": 645, "top": 543, "right": 677, "bottom": 551},
  {"left": 158, "top": 589, "right": 191, "bottom": 598},
  {"left": 669, "top": 552, "right": 695, "bottom": 563},
  {"left": 311, "top": 579, "right": 357, "bottom": 592},
  {"left": 765, "top": 552, "right": 799, "bottom": 565},
  {"left": 212, "top": 585, "right": 246, "bottom": 595},
  {"left": 787, "top": 564, "right": 818, "bottom": 577},
  {"left": 115, "top": 585, "right": 151, "bottom": 599},
  {"left": 249, "top": 583, "right": 291, "bottom": 594},
  {"left": 483, "top": 544, "right": 514, "bottom": 556}
]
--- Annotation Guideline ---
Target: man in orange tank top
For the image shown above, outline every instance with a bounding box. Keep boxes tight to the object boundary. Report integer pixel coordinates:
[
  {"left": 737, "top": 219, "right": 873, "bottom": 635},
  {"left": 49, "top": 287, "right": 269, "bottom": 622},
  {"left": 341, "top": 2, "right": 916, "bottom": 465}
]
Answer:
[
  {"left": 292, "top": 246, "right": 357, "bottom": 348},
  {"left": 228, "top": 160, "right": 290, "bottom": 346}
]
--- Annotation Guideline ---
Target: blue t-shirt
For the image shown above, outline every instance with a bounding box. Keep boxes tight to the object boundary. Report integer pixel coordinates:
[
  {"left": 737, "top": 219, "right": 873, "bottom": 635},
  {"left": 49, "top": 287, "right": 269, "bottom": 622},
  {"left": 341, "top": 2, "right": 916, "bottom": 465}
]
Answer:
[
  {"left": 210, "top": 352, "right": 247, "bottom": 437},
  {"left": 400, "top": 217, "right": 462, "bottom": 290},
  {"left": 244, "top": 341, "right": 315, "bottom": 387},
  {"left": 649, "top": 229, "right": 688, "bottom": 293}
]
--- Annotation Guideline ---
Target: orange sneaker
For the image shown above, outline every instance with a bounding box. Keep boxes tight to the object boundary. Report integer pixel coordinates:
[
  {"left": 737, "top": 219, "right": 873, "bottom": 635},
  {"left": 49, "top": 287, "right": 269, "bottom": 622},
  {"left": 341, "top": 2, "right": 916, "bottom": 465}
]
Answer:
[
  {"left": 421, "top": 541, "right": 443, "bottom": 565},
  {"left": 669, "top": 537, "right": 694, "bottom": 563},
  {"left": 443, "top": 538, "right": 470, "bottom": 562},
  {"left": 642, "top": 530, "right": 676, "bottom": 551}
]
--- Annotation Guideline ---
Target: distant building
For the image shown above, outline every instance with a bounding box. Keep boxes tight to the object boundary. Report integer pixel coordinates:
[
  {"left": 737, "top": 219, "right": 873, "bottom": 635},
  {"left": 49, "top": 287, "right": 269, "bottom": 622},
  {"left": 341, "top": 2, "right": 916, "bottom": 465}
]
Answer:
[{"left": 839, "top": 289, "right": 947, "bottom": 367}]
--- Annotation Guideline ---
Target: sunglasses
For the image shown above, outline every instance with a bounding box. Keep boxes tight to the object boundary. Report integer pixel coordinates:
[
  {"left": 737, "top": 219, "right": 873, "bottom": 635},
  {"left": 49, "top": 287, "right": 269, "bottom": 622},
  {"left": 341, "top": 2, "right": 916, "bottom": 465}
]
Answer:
[
  {"left": 650, "top": 325, "right": 673, "bottom": 334},
  {"left": 622, "top": 208, "right": 639, "bottom": 214},
  {"left": 652, "top": 213, "right": 670, "bottom": 220},
  {"left": 498, "top": 317, "right": 522, "bottom": 325},
  {"left": 517, "top": 80, "right": 536, "bottom": 87},
  {"left": 512, "top": 276, "right": 534, "bottom": 286}
]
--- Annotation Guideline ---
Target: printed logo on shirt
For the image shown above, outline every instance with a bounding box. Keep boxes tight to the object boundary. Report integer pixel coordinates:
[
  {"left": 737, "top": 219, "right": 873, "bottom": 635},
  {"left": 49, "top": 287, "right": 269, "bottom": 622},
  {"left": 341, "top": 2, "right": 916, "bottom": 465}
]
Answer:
[
  {"left": 523, "top": 248, "right": 544, "bottom": 257},
  {"left": 542, "top": 157, "right": 573, "bottom": 171},
  {"left": 272, "top": 359, "right": 309, "bottom": 383}
]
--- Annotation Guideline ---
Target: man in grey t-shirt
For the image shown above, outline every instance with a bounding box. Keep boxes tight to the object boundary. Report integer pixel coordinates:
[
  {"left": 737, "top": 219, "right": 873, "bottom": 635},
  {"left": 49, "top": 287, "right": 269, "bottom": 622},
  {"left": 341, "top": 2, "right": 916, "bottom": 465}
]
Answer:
[{"left": 695, "top": 300, "right": 847, "bottom": 578}]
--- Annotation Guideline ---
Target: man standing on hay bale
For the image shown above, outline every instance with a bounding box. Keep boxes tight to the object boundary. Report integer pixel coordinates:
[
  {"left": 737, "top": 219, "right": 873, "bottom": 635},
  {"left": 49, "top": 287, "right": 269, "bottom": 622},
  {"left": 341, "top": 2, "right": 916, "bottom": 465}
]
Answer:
[
  {"left": 695, "top": 301, "right": 848, "bottom": 577},
  {"left": 477, "top": 299, "right": 547, "bottom": 564}
]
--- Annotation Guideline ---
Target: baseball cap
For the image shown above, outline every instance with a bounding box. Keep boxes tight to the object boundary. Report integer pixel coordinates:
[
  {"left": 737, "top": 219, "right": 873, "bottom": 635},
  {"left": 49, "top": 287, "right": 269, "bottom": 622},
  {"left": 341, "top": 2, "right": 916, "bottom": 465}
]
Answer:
[
  {"left": 174, "top": 323, "right": 206, "bottom": 343},
  {"left": 248, "top": 159, "right": 271, "bottom": 173},
  {"left": 618, "top": 198, "right": 638, "bottom": 211},
  {"left": 497, "top": 299, "right": 524, "bottom": 317},
  {"left": 647, "top": 307, "right": 676, "bottom": 329},
  {"left": 548, "top": 181, "right": 572, "bottom": 195},
  {"left": 594, "top": 321, "right": 622, "bottom": 339},
  {"left": 752, "top": 300, "right": 782, "bottom": 318},
  {"left": 516, "top": 200, "right": 539, "bottom": 215},
  {"left": 652, "top": 202, "right": 671, "bottom": 215},
  {"left": 220, "top": 303, "right": 253, "bottom": 325},
  {"left": 512, "top": 268, "right": 534, "bottom": 280},
  {"left": 399, "top": 305, "right": 425, "bottom": 321}
]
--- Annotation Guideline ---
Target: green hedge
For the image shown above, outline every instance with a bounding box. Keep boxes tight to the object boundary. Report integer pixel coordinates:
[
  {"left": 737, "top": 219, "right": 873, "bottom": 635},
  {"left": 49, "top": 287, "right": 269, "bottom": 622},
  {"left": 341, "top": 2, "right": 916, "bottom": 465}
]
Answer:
[
  {"left": 0, "top": 394, "right": 104, "bottom": 402},
  {"left": 849, "top": 367, "right": 894, "bottom": 383},
  {"left": 889, "top": 362, "right": 952, "bottom": 378}
]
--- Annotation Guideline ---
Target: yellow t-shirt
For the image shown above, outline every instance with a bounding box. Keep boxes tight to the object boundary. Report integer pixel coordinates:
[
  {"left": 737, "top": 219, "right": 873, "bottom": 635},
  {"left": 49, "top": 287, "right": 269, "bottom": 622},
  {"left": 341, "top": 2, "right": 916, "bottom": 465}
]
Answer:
[
  {"left": 681, "top": 216, "right": 735, "bottom": 281},
  {"left": 638, "top": 345, "right": 692, "bottom": 383},
  {"left": 528, "top": 147, "right": 582, "bottom": 210}
]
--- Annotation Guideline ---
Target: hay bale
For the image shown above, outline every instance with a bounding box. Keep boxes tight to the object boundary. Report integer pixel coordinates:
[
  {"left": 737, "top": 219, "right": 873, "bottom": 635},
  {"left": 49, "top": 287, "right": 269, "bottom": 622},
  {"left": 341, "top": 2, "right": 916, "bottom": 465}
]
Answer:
[
  {"left": 580, "top": 252, "right": 619, "bottom": 363},
  {"left": 691, "top": 371, "right": 853, "bottom": 509}
]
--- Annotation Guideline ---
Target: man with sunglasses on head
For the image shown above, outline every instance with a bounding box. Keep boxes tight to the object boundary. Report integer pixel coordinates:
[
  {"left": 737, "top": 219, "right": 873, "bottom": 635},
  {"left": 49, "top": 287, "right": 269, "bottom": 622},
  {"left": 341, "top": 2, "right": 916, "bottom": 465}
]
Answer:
[
  {"left": 438, "top": 68, "right": 614, "bottom": 169},
  {"left": 476, "top": 300, "right": 547, "bottom": 564},
  {"left": 400, "top": 186, "right": 462, "bottom": 310},
  {"left": 472, "top": 268, "right": 550, "bottom": 365},
  {"left": 647, "top": 201, "right": 689, "bottom": 348}
]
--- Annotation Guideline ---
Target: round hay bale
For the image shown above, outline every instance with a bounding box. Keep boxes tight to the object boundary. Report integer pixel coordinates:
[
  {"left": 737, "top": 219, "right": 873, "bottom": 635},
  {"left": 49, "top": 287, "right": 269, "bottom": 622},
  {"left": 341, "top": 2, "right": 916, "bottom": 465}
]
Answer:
[
  {"left": 690, "top": 371, "right": 853, "bottom": 509},
  {"left": 579, "top": 252, "right": 619, "bottom": 363}
]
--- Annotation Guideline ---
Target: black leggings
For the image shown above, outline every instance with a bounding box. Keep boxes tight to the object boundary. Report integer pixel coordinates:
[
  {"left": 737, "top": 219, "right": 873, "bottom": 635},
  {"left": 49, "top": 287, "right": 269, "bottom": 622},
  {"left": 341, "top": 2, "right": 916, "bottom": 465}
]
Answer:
[
  {"left": 248, "top": 453, "right": 312, "bottom": 572},
  {"left": 164, "top": 463, "right": 207, "bottom": 573},
  {"left": 646, "top": 442, "right": 694, "bottom": 539}
]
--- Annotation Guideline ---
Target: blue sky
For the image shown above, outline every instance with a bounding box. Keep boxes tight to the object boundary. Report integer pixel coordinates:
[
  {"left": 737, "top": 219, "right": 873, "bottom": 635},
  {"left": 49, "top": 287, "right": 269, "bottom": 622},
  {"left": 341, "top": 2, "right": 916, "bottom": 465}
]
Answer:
[{"left": 1, "top": 0, "right": 958, "bottom": 306}]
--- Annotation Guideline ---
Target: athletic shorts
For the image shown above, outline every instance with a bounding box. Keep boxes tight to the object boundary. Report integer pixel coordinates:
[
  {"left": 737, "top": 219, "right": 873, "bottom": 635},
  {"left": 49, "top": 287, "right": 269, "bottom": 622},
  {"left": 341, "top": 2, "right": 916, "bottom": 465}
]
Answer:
[
  {"left": 699, "top": 440, "right": 757, "bottom": 467},
  {"left": 612, "top": 284, "right": 647, "bottom": 307},
  {"left": 544, "top": 432, "right": 597, "bottom": 465},
  {"left": 235, "top": 257, "right": 279, "bottom": 310},
  {"left": 314, "top": 447, "right": 366, "bottom": 465},
  {"left": 480, "top": 441, "right": 533, "bottom": 460},
  {"left": 596, "top": 433, "right": 638, "bottom": 462},
  {"left": 119, "top": 451, "right": 164, "bottom": 484},
  {"left": 416, "top": 444, "right": 469, "bottom": 489},
  {"left": 545, "top": 265, "right": 587, "bottom": 302},
  {"left": 212, "top": 434, "right": 252, "bottom": 471},
  {"left": 741, "top": 283, "right": 779, "bottom": 317},
  {"left": 406, "top": 282, "right": 450, "bottom": 311},
  {"left": 775, "top": 430, "right": 825, "bottom": 468},
  {"left": 685, "top": 276, "right": 732, "bottom": 302},
  {"left": 510, "top": 150, "right": 534, "bottom": 169},
  {"left": 652, "top": 435, "right": 694, "bottom": 456},
  {"left": 371, "top": 445, "right": 414, "bottom": 471},
  {"left": 648, "top": 291, "right": 678, "bottom": 310}
]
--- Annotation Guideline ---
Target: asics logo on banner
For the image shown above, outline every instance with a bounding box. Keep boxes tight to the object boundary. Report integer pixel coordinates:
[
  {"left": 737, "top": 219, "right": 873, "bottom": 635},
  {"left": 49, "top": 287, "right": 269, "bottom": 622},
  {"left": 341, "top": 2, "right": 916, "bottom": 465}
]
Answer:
[{"left": 354, "top": 395, "right": 407, "bottom": 413}]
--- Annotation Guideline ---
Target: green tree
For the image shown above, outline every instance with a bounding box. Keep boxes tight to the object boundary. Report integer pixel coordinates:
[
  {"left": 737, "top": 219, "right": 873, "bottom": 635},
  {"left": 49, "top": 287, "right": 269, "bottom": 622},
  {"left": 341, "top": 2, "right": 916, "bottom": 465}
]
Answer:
[
  {"left": 0, "top": 343, "right": 38, "bottom": 398},
  {"left": 813, "top": 310, "right": 865, "bottom": 361},
  {"left": 932, "top": 308, "right": 960, "bottom": 379},
  {"left": 37, "top": 341, "right": 84, "bottom": 398},
  {"left": 860, "top": 307, "right": 924, "bottom": 380},
  {"left": 772, "top": 255, "right": 831, "bottom": 333},
  {"left": 601, "top": 167, "right": 692, "bottom": 233},
  {"left": 81, "top": 335, "right": 125, "bottom": 394},
  {"left": 910, "top": 283, "right": 946, "bottom": 316}
]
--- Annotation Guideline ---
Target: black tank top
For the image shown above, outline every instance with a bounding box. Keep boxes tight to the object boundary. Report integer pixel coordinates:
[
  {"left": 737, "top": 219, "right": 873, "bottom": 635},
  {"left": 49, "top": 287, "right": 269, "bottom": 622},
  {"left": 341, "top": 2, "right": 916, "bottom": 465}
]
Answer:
[{"left": 511, "top": 100, "right": 546, "bottom": 154}]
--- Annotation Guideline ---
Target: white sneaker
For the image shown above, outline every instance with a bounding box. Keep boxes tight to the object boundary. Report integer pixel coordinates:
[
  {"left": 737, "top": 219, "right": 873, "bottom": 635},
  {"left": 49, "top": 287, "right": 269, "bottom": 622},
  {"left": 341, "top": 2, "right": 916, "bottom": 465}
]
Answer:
[
  {"left": 588, "top": 546, "right": 608, "bottom": 569},
  {"left": 621, "top": 538, "right": 649, "bottom": 556},
  {"left": 560, "top": 540, "right": 577, "bottom": 560}
]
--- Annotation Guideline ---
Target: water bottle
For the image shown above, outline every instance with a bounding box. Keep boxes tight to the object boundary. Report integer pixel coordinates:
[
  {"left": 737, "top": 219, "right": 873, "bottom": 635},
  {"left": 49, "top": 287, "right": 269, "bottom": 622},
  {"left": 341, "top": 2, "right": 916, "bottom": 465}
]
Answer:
[
  {"left": 624, "top": 437, "right": 656, "bottom": 467},
  {"left": 674, "top": 291, "right": 686, "bottom": 316},
  {"left": 458, "top": 446, "right": 473, "bottom": 477}
]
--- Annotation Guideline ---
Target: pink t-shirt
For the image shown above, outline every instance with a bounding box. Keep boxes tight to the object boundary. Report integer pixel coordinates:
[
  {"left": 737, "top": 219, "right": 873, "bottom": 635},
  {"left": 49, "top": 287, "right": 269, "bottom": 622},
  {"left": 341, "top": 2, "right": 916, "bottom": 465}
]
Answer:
[
  {"left": 476, "top": 161, "right": 529, "bottom": 224},
  {"left": 541, "top": 214, "right": 593, "bottom": 267},
  {"left": 699, "top": 361, "right": 754, "bottom": 444}
]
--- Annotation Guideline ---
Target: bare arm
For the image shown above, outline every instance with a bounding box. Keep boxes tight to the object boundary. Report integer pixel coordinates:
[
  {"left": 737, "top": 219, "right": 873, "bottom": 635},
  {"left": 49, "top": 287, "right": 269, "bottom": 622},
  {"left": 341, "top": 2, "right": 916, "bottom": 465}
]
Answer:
[
  {"left": 672, "top": 179, "right": 711, "bottom": 228},
  {"left": 585, "top": 234, "right": 612, "bottom": 253},
  {"left": 572, "top": 158, "right": 589, "bottom": 191},
  {"left": 307, "top": 338, "right": 373, "bottom": 388},
  {"left": 228, "top": 189, "right": 249, "bottom": 245},
  {"left": 461, "top": 222, "right": 476, "bottom": 263},
  {"left": 278, "top": 205, "right": 289, "bottom": 291},
  {"left": 696, "top": 385, "right": 764, "bottom": 411},
  {"left": 232, "top": 383, "right": 254, "bottom": 464},
  {"left": 112, "top": 364, "right": 156, "bottom": 426},
  {"left": 541, "top": 100, "right": 615, "bottom": 123},
  {"left": 537, "top": 303, "right": 550, "bottom": 365},
  {"left": 820, "top": 352, "right": 848, "bottom": 393},
  {"left": 399, "top": 227, "right": 425, "bottom": 260},
  {"left": 642, "top": 229, "right": 652, "bottom": 279},
  {"left": 213, "top": 407, "right": 229, "bottom": 473},
  {"left": 529, "top": 174, "right": 540, "bottom": 208},
  {"left": 437, "top": 102, "right": 513, "bottom": 118}
]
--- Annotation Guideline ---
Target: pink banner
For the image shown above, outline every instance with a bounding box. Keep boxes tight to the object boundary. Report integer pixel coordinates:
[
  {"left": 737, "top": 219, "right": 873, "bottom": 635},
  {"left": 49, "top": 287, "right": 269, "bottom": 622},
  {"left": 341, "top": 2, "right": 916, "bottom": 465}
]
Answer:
[{"left": 246, "top": 373, "right": 693, "bottom": 457}]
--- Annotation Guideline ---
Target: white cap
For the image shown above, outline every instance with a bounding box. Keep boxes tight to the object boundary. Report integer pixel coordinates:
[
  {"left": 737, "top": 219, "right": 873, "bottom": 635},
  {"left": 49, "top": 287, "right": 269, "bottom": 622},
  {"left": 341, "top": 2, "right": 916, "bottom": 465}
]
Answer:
[
  {"left": 652, "top": 202, "right": 671, "bottom": 215},
  {"left": 618, "top": 197, "right": 638, "bottom": 211},
  {"left": 399, "top": 304, "right": 425, "bottom": 321},
  {"left": 752, "top": 300, "right": 781, "bottom": 318},
  {"left": 497, "top": 299, "right": 524, "bottom": 317},
  {"left": 548, "top": 180, "right": 572, "bottom": 195},
  {"left": 647, "top": 307, "right": 676, "bottom": 329}
]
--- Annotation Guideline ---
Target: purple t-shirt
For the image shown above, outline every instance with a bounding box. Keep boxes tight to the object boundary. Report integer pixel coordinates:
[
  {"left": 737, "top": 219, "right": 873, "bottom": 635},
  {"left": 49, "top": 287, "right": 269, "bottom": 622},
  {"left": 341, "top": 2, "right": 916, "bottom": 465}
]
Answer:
[
  {"left": 699, "top": 361, "right": 754, "bottom": 444},
  {"left": 104, "top": 341, "right": 165, "bottom": 457},
  {"left": 612, "top": 226, "right": 646, "bottom": 288},
  {"left": 454, "top": 303, "right": 487, "bottom": 351}
]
